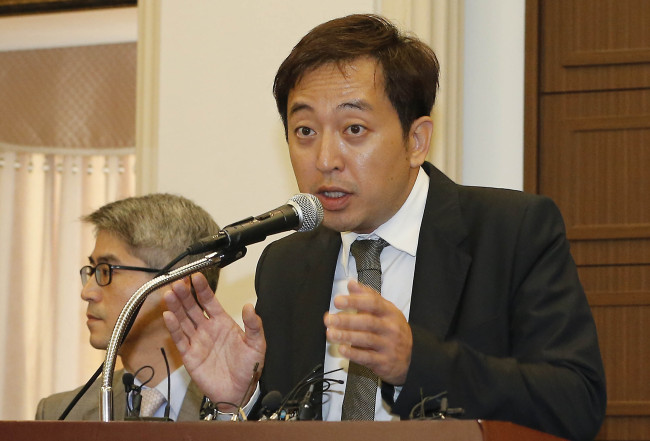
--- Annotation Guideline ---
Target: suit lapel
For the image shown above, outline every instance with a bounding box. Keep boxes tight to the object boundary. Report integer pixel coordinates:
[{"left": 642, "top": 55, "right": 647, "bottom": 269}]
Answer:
[
  {"left": 81, "top": 369, "right": 126, "bottom": 420},
  {"left": 291, "top": 228, "right": 341, "bottom": 383},
  {"left": 409, "top": 163, "right": 471, "bottom": 339},
  {"left": 112, "top": 376, "right": 127, "bottom": 420},
  {"left": 176, "top": 380, "right": 203, "bottom": 421}
]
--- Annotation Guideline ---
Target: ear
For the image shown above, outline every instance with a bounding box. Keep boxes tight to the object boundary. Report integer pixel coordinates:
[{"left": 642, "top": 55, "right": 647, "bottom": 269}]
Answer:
[{"left": 407, "top": 116, "right": 433, "bottom": 168}]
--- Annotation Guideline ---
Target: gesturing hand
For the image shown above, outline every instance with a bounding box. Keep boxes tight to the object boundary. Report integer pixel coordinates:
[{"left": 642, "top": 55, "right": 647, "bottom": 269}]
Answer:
[
  {"left": 162, "top": 273, "right": 266, "bottom": 411},
  {"left": 324, "top": 279, "right": 412, "bottom": 385}
]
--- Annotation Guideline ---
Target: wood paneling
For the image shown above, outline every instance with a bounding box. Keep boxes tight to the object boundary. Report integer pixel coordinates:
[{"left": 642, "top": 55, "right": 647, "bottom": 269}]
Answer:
[
  {"left": 541, "top": 0, "right": 650, "bottom": 92},
  {"left": 539, "top": 90, "right": 650, "bottom": 230},
  {"left": 526, "top": 0, "right": 650, "bottom": 439},
  {"left": 598, "top": 417, "right": 650, "bottom": 441}
]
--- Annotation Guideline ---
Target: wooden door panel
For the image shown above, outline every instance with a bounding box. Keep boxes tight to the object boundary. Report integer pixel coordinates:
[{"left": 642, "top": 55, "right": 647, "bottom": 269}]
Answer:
[
  {"left": 541, "top": 0, "right": 650, "bottom": 92},
  {"left": 539, "top": 90, "right": 650, "bottom": 232},
  {"left": 529, "top": 1, "right": 650, "bottom": 438}
]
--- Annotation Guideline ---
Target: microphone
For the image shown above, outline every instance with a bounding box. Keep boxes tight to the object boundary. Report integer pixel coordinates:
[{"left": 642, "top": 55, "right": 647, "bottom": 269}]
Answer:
[
  {"left": 297, "top": 384, "right": 315, "bottom": 420},
  {"left": 123, "top": 372, "right": 135, "bottom": 392},
  {"left": 122, "top": 373, "right": 141, "bottom": 418},
  {"left": 265, "top": 364, "right": 343, "bottom": 421},
  {"left": 186, "top": 194, "right": 323, "bottom": 255},
  {"left": 258, "top": 390, "right": 283, "bottom": 420}
]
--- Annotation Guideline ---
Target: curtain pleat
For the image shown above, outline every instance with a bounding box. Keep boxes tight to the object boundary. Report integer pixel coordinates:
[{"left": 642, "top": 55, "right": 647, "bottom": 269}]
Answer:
[{"left": 0, "top": 42, "right": 136, "bottom": 420}]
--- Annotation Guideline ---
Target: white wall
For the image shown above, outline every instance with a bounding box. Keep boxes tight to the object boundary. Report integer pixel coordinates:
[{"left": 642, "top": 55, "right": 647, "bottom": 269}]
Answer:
[
  {"left": 0, "top": 0, "right": 527, "bottom": 336},
  {"left": 0, "top": 1, "right": 526, "bottom": 418},
  {"left": 155, "top": 1, "right": 375, "bottom": 322},
  {"left": 462, "top": 0, "right": 525, "bottom": 190},
  {"left": 156, "top": 1, "right": 527, "bottom": 321},
  {"left": 0, "top": 0, "right": 526, "bottom": 329}
]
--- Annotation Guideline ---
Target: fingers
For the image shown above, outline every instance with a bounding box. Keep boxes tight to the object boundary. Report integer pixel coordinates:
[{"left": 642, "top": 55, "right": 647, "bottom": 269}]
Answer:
[
  {"left": 191, "top": 273, "right": 225, "bottom": 316},
  {"left": 163, "top": 274, "right": 218, "bottom": 323},
  {"left": 162, "top": 274, "right": 221, "bottom": 353},
  {"left": 242, "top": 303, "right": 266, "bottom": 353},
  {"left": 324, "top": 279, "right": 413, "bottom": 384},
  {"left": 242, "top": 303, "right": 263, "bottom": 334},
  {"left": 327, "top": 281, "right": 399, "bottom": 333},
  {"left": 163, "top": 285, "right": 205, "bottom": 360},
  {"left": 333, "top": 280, "right": 385, "bottom": 314},
  {"left": 162, "top": 310, "right": 191, "bottom": 355}
]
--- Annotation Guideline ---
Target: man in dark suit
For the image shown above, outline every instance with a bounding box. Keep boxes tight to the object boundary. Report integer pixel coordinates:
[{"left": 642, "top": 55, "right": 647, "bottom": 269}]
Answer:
[
  {"left": 163, "top": 14, "right": 606, "bottom": 440},
  {"left": 36, "top": 194, "right": 219, "bottom": 421}
]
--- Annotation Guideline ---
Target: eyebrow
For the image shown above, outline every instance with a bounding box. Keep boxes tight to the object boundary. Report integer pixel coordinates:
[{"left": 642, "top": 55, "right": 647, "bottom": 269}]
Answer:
[
  {"left": 88, "top": 254, "right": 120, "bottom": 265},
  {"left": 288, "top": 99, "right": 373, "bottom": 117},
  {"left": 288, "top": 102, "right": 313, "bottom": 116},
  {"left": 338, "top": 99, "right": 373, "bottom": 112}
]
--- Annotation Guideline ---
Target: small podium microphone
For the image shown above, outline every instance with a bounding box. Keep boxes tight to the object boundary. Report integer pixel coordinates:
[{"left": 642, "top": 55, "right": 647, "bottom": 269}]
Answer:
[
  {"left": 122, "top": 373, "right": 142, "bottom": 418},
  {"left": 258, "top": 391, "right": 283, "bottom": 420},
  {"left": 186, "top": 194, "right": 323, "bottom": 254}
]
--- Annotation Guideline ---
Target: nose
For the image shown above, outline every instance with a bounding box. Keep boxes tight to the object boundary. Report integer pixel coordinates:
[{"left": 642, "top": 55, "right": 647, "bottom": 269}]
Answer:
[
  {"left": 81, "top": 277, "right": 101, "bottom": 303},
  {"left": 315, "top": 132, "right": 344, "bottom": 173}
]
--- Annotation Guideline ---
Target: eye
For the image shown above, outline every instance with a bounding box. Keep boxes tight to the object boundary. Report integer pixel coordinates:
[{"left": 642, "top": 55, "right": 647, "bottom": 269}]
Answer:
[
  {"left": 345, "top": 124, "right": 366, "bottom": 135},
  {"left": 295, "top": 126, "right": 315, "bottom": 137},
  {"left": 98, "top": 264, "right": 111, "bottom": 279}
]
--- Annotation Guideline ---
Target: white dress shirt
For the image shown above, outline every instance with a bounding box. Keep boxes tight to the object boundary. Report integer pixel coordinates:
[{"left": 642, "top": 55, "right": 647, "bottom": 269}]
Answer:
[
  {"left": 322, "top": 167, "right": 430, "bottom": 421},
  {"left": 132, "top": 365, "right": 191, "bottom": 420}
]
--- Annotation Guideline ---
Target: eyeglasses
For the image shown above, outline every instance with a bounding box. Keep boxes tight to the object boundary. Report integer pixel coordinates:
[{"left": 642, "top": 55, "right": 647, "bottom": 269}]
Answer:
[{"left": 80, "top": 262, "right": 161, "bottom": 287}]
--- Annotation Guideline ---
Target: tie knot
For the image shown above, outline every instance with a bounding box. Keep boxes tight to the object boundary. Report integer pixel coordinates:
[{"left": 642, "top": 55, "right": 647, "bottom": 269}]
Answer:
[
  {"left": 350, "top": 238, "right": 388, "bottom": 270},
  {"left": 139, "top": 387, "right": 166, "bottom": 418},
  {"left": 350, "top": 238, "right": 388, "bottom": 293}
]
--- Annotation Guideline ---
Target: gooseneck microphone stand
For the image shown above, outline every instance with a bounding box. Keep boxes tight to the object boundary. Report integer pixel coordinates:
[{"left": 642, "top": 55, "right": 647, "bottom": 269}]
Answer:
[{"left": 99, "top": 248, "right": 245, "bottom": 421}]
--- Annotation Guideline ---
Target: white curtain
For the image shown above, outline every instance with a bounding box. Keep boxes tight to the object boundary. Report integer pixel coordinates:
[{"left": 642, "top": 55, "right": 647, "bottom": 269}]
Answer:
[
  {"left": 380, "top": 0, "right": 465, "bottom": 182},
  {"left": 0, "top": 42, "right": 136, "bottom": 420},
  {"left": 0, "top": 149, "right": 135, "bottom": 419}
]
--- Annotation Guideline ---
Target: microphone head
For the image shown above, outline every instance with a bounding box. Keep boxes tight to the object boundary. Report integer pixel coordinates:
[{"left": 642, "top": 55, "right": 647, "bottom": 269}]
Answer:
[
  {"left": 122, "top": 372, "right": 135, "bottom": 391},
  {"left": 261, "top": 390, "right": 283, "bottom": 413},
  {"left": 288, "top": 193, "right": 323, "bottom": 233}
]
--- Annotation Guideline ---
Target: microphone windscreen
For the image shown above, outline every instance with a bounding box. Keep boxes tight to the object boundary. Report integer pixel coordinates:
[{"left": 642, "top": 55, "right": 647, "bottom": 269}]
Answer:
[
  {"left": 122, "top": 372, "right": 135, "bottom": 394},
  {"left": 289, "top": 194, "right": 323, "bottom": 232},
  {"left": 122, "top": 372, "right": 135, "bottom": 390},
  {"left": 261, "top": 390, "right": 283, "bottom": 413}
]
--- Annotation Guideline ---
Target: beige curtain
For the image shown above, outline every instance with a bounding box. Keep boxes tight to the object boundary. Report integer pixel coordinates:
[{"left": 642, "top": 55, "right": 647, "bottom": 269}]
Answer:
[
  {"left": 380, "top": 0, "right": 465, "bottom": 182},
  {"left": 0, "top": 43, "right": 136, "bottom": 420}
]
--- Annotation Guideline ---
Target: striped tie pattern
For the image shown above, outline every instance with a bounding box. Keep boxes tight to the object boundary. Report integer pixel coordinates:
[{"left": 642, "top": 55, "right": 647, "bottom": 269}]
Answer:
[{"left": 341, "top": 238, "right": 389, "bottom": 421}]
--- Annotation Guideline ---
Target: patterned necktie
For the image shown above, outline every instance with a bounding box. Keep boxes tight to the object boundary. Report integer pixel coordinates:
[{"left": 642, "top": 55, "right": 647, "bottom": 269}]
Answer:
[
  {"left": 139, "top": 387, "right": 166, "bottom": 417},
  {"left": 341, "top": 238, "right": 389, "bottom": 420}
]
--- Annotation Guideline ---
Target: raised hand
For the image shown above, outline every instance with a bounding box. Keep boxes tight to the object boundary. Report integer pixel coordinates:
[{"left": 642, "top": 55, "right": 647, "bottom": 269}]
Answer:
[
  {"left": 324, "top": 279, "right": 412, "bottom": 385},
  {"left": 162, "top": 273, "right": 266, "bottom": 411}
]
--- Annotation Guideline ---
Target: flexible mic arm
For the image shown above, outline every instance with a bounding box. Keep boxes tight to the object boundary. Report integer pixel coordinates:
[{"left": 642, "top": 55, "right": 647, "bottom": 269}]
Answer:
[{"left": 99, "top": 248, "right": 246, "bottom": 421}]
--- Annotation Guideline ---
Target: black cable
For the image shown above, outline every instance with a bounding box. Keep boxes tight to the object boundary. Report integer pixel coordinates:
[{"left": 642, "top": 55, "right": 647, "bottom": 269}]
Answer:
[
  {"left": 57, "top": 363, "right": 103, "bottom": 420},
  {"left": 57, "top": 246, "right": 244, "bottom": 420},
  {"left": 161, "top": 348, "right": 171, "bottom": 419},
  {"left": 407, "top": 390, "right": 465, "bottom": 420},
  {"left": 274, "top": 363, "right": 323, "bottom": 416},
  {"left": 129, "top": 365, "right": 154, "bottom": 417},
  {"left": 157, "top": 250, "right": 190, "bottom": 275},
  {"left": 134, "top": 365, "right": 155, "bottom": 387},
  {"left": 57, "top": 300, "right": 148, "bottom": 420},
  {"left": 57, "top": 259, "right": 175, "bottom": 420},
  {"left": 273, "top": 365, "right": 344, "bottom": 420}
]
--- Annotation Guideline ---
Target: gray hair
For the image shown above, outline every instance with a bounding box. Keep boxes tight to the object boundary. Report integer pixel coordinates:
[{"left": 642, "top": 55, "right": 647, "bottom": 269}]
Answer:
[{"left": 82, "top": 193, "right": 221, "bottom": 290}]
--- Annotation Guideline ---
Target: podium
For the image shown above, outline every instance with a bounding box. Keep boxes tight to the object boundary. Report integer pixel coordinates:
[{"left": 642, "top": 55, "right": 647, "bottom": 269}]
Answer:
[{"left": 0, "top": 420, "right": 566, "bottom": 441}]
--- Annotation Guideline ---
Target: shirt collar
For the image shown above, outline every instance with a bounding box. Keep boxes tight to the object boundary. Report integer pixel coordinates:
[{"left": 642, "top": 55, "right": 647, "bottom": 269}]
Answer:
[
  {"left": 134, "top": 365, "right": 191, "bottom": 418},
  {"left": 341, "top": 167, "right": 429, "bottom": 268}
]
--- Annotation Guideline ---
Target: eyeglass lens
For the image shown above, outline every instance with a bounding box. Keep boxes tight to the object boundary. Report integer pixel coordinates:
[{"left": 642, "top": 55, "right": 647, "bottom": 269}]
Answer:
[{"left": 80, "top": 263, "right": 112, "bottom": 286}]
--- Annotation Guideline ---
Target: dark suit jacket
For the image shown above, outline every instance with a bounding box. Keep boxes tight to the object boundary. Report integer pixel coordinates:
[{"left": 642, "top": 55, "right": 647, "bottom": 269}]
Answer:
[
  {"left": 35, "top": 369, "right": 203, "bottom": 421},
  {"left": 254, "top": 162, "right": 606, "bottom": 441}
]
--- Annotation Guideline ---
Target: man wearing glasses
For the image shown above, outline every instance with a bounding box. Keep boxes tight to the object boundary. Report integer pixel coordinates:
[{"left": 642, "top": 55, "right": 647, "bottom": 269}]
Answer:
[{"left": 35, "top": 193, "right": 220, "bottom": 421}]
